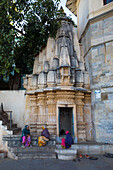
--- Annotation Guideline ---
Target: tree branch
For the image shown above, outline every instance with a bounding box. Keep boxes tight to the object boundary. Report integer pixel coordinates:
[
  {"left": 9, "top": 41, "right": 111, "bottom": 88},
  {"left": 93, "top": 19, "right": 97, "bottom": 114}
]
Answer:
[{"left": 11, "top": 25, "right": 25, "bottom": 36}]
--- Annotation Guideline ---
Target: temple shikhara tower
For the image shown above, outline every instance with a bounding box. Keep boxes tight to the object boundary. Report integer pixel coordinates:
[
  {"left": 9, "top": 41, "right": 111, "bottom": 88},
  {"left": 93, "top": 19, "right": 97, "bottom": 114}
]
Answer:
[{"left": 23, "top": 16, "right": 92, "bottom": 142}]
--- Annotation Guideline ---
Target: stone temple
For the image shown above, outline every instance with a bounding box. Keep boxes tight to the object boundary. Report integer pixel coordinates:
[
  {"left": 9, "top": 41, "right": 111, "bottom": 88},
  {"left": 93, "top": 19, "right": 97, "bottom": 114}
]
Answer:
[
  {"left": 1, "top": 0, "right": 113, "bottom": 159},
  {"left": 23, "top": 16, "right": 92, "bottom": 142}
]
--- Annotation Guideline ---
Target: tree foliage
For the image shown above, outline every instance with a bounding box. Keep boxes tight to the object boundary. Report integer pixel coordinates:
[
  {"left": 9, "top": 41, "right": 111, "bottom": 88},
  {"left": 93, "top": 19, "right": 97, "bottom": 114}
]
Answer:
[{"left": 0, "top": 0, "right": 61, "bottom": 78}]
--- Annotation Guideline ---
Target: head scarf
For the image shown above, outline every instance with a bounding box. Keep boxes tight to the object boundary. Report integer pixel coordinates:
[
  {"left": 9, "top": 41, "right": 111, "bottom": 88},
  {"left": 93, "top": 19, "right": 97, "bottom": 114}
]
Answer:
[
  {"left": 42, "top": 125, "right": 45, "bottom": 130},
  {"left": 66, "top": 131, "right": 69, "bottom": 135},
  {"left": 20, "top": 125, "right": 30, "bottom": 141},
  {"left": 25, "top": 125, "right": 29, "bottom": 130}
]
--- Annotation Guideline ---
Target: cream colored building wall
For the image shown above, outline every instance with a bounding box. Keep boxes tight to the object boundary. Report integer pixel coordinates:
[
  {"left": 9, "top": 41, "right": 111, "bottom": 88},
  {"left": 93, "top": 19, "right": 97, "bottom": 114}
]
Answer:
[
  {"left": 77, "top": 0, "right": 113, "bottom": 39},
  {"left": 0, "top": 90, "right": 28, "bottom": 129},
  {"left": 77, "top": 0, "right": 89, "bottom": 39},
  {"left": 89, "top": 0, "right": 103, "bottom": 13}
]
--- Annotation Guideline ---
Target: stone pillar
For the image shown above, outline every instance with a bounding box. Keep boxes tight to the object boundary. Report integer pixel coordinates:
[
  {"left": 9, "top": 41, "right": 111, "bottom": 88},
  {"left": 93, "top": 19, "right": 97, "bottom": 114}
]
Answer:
[
  {"left": 83, "top": 72, "right": 90, "bottom": 89},
  {"left": 37, "top": 93, "right": 46, "bottom": 124},
  {"left": 29, "top": 94, "right": 38, "bottom": 133},
  {"left": 75, "top": 70, "right": 83, "bottom": 87},
  {"left": 75, "top": 92, "right": 86, "bottom": 141},
  {"left": 46, "top": 92, "right": 57, "bottom": 134},
  {"left": 83, "top": 93, "right": 93, "bottom": 141},
  {"left": 36, "top": 93, "right": 47, "bottom": 134}
]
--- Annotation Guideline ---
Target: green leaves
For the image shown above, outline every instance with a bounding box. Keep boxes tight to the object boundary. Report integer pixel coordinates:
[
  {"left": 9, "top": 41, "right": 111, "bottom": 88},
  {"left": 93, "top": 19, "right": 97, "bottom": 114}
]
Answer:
[{"left": 0, "top": 0, "right": 62, "bottom": 78}]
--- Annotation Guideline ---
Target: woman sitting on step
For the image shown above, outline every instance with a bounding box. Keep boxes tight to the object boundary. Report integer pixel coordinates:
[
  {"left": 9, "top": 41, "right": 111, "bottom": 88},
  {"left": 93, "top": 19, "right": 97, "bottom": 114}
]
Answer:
[
  {"left": 61, "top": 131, "right": 74, "bottom": 149},
  {"left": 20, "top": 125, "right": 31, "bottom": 148},
  {"left": 38, "top": 126, "right": 50, "bottom": 147}
]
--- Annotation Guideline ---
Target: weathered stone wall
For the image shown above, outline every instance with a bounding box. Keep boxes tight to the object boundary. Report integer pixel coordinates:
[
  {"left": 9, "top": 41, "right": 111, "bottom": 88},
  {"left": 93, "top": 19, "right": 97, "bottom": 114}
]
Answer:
[
  {"left": 82, "top": 15, "right": 113, "bottom": 55},
  {"left": 82, "top": 15, "right": 113, "bottom": 143},
  {"left": 68, "top": 0, "right": 113, "bottom": 39},
  {"left": 0, "top": 91, "right": 29, "bottom": 129}
]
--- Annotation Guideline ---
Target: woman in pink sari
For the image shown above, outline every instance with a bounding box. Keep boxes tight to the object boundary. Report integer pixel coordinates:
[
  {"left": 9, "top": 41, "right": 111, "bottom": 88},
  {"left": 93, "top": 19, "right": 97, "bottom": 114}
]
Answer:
[
  {"left": 61, "top": 131, "right": 73, "bottom": 149},
  {"left": 61, "top": 138, "right": 66, "bottom": 149}
]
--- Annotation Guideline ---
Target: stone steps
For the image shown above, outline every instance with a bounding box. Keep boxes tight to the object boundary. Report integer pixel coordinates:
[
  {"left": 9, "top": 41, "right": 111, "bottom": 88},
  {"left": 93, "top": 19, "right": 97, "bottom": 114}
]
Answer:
[
  {"left": 10, "top": 146, "right": 56, "bottom": 152},
  {"left": 0, "top": 105, "right": 21, "bottom": 135},
  {"left": 0, "top": 119, "right": 21, "bottom": 135},
  {"left": 55, "top": 146, "right": 77, "bottom": 160},
  {"left": 3, "top": 135, "right": 56, "bottom": 147},
  {"left": 3, "top": 135, "right": 113, "bottom": 160},
  {"left": 10, "top": 146, "right": 56, "bottom": 159},
  {"left": 3, "top": 135, "right": 56, "bottom": 159},
  {"left": 17, "top": 153, "right": 56, "bottom": 159}
]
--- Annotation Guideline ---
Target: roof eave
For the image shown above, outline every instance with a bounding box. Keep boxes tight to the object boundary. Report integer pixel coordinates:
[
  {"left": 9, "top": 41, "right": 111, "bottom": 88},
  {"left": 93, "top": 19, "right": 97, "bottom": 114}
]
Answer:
[{"left": 66, "top": 0, "right": 77, "bottom": 16}]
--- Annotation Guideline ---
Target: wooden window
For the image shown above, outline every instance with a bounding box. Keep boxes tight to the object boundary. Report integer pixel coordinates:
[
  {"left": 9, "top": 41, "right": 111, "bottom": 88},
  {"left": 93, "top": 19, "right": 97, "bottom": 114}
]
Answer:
[{"left": 104, "top": 0, "right": 113, "bottom": 5}]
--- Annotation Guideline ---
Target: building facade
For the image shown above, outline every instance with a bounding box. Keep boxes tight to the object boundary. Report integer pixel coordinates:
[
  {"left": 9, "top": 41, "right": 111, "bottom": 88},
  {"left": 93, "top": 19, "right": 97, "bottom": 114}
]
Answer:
[
  {"left": 23, "top": 16, "right": 93, "bottom": 142},
  {"left": 66, "top": 0, "right": 113, "bottom": 143}
]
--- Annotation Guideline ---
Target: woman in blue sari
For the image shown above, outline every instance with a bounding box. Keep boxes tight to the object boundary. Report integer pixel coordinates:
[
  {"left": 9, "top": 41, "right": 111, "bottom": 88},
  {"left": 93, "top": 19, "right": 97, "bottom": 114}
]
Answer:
[{"left": 65, "top": 131, "right": 74, "bottom": 149}]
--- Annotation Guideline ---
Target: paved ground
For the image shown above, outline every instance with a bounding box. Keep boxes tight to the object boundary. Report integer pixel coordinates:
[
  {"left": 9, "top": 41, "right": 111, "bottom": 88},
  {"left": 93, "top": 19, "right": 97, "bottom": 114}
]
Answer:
[{"left": 0, "top": 156, "right": 113, "bottom": 170}]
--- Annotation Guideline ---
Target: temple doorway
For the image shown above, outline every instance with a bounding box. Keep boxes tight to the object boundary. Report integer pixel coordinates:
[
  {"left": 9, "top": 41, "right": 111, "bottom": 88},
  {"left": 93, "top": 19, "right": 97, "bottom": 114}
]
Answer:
[{"left": 59, "top": 107, "right": 73, "bottom": 136}]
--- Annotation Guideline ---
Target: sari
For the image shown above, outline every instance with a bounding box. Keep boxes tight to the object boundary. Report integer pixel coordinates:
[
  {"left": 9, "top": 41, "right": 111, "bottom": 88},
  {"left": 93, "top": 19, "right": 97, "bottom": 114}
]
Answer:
[
  {"left": 20, "top": 125, "right": 31, "bottom": 147},
  {"left": 65, "top": 131, "right": 74, "bottom": 149},
  {"left": 61, "top": 138, "right": 66, "bottom": 149},
  {"left": 38, "top": 136, "right": 49, "bottom": 147},
  {"left": 61, "top": 131, "right": 74, "bottom": 149},
  {"left": 38, "top": 126, "right": 50, "bottom": 147}
]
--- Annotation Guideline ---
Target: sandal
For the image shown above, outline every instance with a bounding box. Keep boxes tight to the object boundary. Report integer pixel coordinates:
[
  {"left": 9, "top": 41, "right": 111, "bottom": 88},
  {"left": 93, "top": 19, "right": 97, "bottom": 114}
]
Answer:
[
  {"left": 85, "top": 154, "right": 90, "bottom": 159},
  {"left": 79, "top": 154, "right": 82, "bottom": 158}
]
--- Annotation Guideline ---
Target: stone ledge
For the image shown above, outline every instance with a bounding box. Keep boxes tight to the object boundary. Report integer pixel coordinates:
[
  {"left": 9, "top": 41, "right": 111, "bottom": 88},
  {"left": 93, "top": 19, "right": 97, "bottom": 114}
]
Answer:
[
  {"left": 57, "top": 153, "right": 77, "bottom": 160},
  {"left": 55, "top": 148, "right": 77, "bottom": 160},
  {"left": 56, "top": 143, "right": 113, "bottom": 155},
  {"left": 27, "top": 86, "right": 89, "bottom": 95}
]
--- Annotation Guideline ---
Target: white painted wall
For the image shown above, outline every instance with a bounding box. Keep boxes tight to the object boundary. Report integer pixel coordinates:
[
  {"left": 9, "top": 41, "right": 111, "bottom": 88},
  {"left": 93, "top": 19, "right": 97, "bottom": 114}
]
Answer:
[
  {"left": 0, "top": 90, "right": 27, "bottom": 129},
  {"left": 0, "top": 120, "right": 12, "bottom": 151},
  {"left": 78, "top": 0, "right": 89, "bottom": 39}
]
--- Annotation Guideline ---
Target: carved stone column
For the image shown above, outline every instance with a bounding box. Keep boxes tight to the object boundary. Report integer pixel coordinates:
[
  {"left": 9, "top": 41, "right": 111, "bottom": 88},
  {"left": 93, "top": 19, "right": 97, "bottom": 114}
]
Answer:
[
  {"left": 46, "top": 92, "right": 57, "bottom": 134},
  {"left": 37, "top": 93, "right": 46, "bottom": 124},
  {"left": 75, "top": 92, "right": 86, "bottom": 141},
  {"left": 29, "top": 94, "right": 38, "bottom": 133}
]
